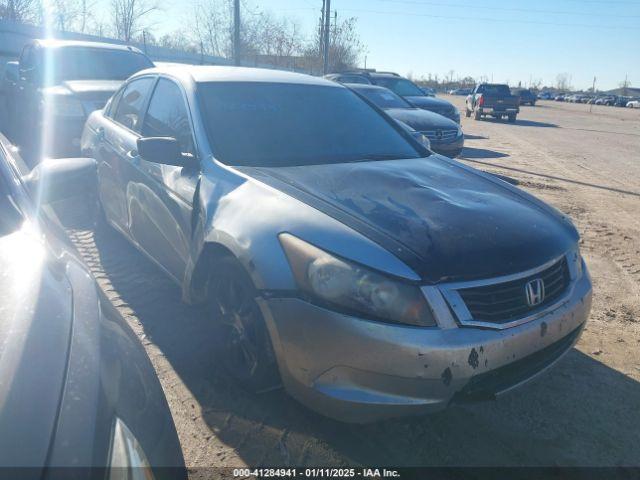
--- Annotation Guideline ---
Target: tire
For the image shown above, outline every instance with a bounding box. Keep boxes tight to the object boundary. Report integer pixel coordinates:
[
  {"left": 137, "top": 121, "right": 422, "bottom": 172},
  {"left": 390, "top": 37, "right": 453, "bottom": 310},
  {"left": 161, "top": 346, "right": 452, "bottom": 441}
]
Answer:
[
  {"left": 473, "top": 108, "right": 481, "bottom": 120},
  {"left": 465, "top": 108, "right": 471, "bottom": 118},
  {"left": 207, "top": 257, "right": 280, "bottom": 392},
  {"left": 507, "top": 114, "right": 517, "bottom": 123}
]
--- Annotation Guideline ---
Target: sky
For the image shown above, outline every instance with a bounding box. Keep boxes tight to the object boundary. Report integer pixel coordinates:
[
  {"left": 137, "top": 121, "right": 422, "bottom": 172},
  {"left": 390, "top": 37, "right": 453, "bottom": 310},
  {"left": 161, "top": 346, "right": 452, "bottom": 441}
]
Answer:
[{"left": 100, "top": 0, "right": 640, "bottom": 91}]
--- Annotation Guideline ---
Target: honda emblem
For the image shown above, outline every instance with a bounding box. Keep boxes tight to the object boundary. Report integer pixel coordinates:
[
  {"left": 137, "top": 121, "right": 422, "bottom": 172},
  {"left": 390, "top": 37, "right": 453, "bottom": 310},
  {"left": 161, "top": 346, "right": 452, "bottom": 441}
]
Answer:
[{"left": 525, "top": 278, "right": 545, "bottom": 307}]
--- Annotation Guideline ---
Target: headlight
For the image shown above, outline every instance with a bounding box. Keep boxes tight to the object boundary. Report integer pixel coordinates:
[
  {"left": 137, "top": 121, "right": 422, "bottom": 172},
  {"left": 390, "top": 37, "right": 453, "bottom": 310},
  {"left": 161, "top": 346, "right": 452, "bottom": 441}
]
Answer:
[
  {"left": 43, "top": 95, "right": 85, "bottom": 117},
  {"left": 109, "top": 418, "right": 155, "bottom": 480},
  {"left": 279, "top": 234, "right": 436, "bottom": 327},
  {"left": 570, "top": 245, "right": 583, "bottom": 280}
]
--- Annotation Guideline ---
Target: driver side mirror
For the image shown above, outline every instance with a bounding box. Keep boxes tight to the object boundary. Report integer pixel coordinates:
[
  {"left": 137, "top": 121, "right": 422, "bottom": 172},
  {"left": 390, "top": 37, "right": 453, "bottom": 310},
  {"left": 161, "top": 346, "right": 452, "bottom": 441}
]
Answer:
[
  {"left": 23, "top": 158, "right": 97, "bottom": 204},
  {"left": 137, "top": 137, "right": 197, "bottom": 168}
]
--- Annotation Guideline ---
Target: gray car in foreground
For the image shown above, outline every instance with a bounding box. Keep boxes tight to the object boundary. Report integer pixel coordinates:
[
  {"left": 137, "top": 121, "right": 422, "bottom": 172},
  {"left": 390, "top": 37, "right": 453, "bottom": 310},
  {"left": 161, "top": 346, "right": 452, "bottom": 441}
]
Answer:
[
  {"left": 82, "top": 65, "right": 592, "bottom": 423},
  {"left": 0, "top": 134, "right": 185, "bottom": 476}
]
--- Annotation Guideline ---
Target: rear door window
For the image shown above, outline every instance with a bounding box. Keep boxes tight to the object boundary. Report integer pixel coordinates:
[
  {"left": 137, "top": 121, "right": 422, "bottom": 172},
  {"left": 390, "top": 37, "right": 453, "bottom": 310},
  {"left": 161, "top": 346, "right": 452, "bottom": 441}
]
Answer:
[{"left": 113, "top": 77, "right": 155, "bottom": 132}]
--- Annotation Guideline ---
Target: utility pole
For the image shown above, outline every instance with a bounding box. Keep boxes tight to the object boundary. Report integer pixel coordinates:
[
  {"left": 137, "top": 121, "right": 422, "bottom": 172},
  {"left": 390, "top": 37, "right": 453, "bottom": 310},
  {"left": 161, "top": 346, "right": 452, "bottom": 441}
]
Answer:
[
  {"left": 319, "top": 0, "right": 325, "bottom": 59},
  {"left": 590, "top": 76, "right": 596, "bottom": 113},
  {"left": 323, "top": 0, "right": 331, "bottom": 74},
  {"left": 233, "top": 0, "right": 241, "bottom": 66}
]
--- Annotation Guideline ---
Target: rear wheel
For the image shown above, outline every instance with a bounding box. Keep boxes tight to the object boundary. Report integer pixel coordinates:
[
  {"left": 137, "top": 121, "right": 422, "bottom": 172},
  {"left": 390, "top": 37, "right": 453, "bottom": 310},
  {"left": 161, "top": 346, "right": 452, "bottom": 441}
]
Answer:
[
  {"left": 207, "top": 257, "right": 280, "bottom": 392},
  {"left": 465, "top": 107, "right": 471, "bottom": 118},
  {"left": 507, "top": 114, "right": 517, "bottom": 123}
]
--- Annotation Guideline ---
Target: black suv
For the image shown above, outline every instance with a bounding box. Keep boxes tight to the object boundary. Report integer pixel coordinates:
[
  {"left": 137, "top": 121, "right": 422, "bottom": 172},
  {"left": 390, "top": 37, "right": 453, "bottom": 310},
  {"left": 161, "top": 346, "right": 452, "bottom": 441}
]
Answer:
[
  {"left": 6, "top": 39, "right": 153, "bottom": 158},
  {"left": 511, "top": 88, "right": 537, "bottom": 106},
  {"left": 330, "top": 70, "right": 460, "bottom": 123}
]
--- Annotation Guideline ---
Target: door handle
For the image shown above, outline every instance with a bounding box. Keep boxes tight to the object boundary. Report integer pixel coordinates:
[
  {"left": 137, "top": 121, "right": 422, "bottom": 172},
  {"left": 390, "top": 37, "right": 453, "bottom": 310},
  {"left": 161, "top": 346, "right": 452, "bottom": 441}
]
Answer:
[
  {"left": 126, "top": 150, "right": 140, "bottom": 163},
  {"left": 96, "top": 127, "right": 105, "bottom": 140}
]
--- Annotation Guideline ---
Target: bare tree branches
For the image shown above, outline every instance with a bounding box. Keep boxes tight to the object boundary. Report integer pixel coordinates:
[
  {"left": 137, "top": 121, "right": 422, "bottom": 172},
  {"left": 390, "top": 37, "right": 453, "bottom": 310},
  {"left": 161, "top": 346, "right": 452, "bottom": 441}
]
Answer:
[
  {"left": 304, "top": 15, "right": 364, "bottom": 73},
  {"left": 111, "top": 0, "right": 159, "bottom": 42},
  {"left": 0, "top": 0, "right": 40, "bottom": 23},
  {"left": 556, "top": 73, "right": 572, "bottom": 91}
]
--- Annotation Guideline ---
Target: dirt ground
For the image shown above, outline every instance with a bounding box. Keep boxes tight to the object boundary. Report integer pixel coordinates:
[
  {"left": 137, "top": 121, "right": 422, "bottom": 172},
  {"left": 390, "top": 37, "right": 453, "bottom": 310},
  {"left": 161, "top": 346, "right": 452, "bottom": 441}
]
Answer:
[{"left": 59, "top": 97, "right": 640, "bottom": 474}]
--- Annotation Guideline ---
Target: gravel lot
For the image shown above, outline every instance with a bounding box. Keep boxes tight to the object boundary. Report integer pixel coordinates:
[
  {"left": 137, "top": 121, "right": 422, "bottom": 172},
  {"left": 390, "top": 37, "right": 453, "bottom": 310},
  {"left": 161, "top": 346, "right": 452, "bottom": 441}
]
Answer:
[{"left": 55, "top": 98, "right": 640, "bottom": 474}]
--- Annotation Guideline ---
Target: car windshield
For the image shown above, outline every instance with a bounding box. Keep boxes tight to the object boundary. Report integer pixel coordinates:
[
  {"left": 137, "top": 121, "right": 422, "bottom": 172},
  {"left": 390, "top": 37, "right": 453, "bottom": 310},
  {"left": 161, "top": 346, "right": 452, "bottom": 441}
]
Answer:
[
  {"left": 373, "top": 77, "right": 425, "bottom": 96},
  {"left": 44, "top": 47, "right": 153, "bottom": 84},
  {"left": 199, "top": 82, "right": 422, "bottom": 167},
  {"left": 353, "top": 87, "right": 411, "bottom": 109}
]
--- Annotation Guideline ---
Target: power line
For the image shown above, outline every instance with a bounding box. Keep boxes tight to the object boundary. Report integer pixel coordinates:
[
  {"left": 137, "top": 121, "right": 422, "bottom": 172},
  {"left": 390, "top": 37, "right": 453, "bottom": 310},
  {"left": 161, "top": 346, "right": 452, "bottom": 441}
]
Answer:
[
  {"left": 338, "top": 7, "right": 640, "bottom": 30},
  {"left": 366, "top": 0, "right": 640, "bottom": 19}
]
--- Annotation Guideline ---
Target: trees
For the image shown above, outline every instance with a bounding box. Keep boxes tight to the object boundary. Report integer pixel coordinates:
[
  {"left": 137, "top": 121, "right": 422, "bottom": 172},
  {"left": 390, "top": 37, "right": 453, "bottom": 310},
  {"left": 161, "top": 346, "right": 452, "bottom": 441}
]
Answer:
[
  {"left": 556, "top": 72, "right": 572, "bottom": 92},
  {"left": 0, "top": 0, "right": 40, "bottom": 23},
  {"left": 1, "top": 0, "right": 365, "bottom": 73},
  {"left": 302, "top": 15, "right": 364, "bottom": 73},
  {"left": 111, "top": 0, "right": 159, "bottom": 42}
]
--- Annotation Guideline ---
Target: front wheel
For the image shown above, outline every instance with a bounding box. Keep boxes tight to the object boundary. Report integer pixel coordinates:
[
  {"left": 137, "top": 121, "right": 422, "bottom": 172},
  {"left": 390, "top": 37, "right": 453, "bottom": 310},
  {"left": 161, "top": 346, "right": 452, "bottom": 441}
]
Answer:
[
  {"left": 207, "top": 257, "right": 281, "bottom": 392},
  {"left": 465, "top": 107, "right": 472, "bottom": 118}
]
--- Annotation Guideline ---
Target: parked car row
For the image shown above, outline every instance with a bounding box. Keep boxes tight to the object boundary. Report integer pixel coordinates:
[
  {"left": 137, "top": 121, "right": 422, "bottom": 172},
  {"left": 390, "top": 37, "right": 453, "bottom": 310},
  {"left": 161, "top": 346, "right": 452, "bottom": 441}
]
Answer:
[
  {"left": 448, "top": 87, "right": 472, "bottom": 96},
  {"left": 1, "top": 38, "right": 593, "bottom": 468},
  {"left": 551, "top": 93, "right": 639, "bottom": 107}
]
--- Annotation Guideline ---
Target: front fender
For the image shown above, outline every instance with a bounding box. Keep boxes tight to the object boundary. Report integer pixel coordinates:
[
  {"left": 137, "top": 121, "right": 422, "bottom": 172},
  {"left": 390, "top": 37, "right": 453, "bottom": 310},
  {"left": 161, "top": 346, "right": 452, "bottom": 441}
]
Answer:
[{"left": 184, "top": 161, "right": 420, "bottom": 299}]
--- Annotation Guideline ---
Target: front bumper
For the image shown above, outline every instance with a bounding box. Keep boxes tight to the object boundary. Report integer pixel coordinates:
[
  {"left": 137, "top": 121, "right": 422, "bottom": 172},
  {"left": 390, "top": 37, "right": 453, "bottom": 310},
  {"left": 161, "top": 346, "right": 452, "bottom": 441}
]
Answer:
[
  {"left": 430, "top": 135, "right": 464, "bottom": 158},
  {"left": 258, "top": 270, "right": 592, "bottom": 423}
]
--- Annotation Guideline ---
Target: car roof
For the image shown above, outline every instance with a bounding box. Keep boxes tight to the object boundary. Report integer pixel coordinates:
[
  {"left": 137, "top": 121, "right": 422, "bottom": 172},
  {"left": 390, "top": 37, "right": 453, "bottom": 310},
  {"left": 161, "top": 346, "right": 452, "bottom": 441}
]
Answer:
[
  {"left": 32, "top": 39, "right": 145, "bottom": 55},
  {"left": 133, "top": 64, "right": 341, "bottom": 87}
]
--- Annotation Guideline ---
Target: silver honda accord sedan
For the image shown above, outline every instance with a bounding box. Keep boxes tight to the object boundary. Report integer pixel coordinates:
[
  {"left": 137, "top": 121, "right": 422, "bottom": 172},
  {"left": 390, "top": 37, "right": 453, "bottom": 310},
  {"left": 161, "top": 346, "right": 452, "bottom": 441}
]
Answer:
[{"left": 81, "top": 65, "right": 592, "bottom": 423}]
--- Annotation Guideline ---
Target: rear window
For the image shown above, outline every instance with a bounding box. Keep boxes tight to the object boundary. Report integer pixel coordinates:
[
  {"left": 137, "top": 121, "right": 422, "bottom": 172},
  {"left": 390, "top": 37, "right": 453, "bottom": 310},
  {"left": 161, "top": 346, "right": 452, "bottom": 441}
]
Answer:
[
  {"left": 353, "top": 87, "right": 411, "bottom": 109},
  {"left": 479, "top": 84, "right": 511, "bottom": 95},
  {"left": 339, "top": 75, "right": 370, "bottom": 85},
  {"left": 372, "top": 78, "right": 424, "bottom": 97},
  {"left": 199, "top": 82, "right": 421, "bottom": 167},
  {"left": 44, "top": 47, "right": 153, "bottom": 84}
]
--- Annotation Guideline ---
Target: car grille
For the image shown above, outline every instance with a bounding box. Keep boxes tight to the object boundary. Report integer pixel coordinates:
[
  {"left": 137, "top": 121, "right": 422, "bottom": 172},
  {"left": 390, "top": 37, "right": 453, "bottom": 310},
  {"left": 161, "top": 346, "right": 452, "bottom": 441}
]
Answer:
[
  {"left": 420, "top": 128, "right": 458, "bottom": 141},
  {"left": 457, "top": 257, "right": 570, "bottom": 324}
]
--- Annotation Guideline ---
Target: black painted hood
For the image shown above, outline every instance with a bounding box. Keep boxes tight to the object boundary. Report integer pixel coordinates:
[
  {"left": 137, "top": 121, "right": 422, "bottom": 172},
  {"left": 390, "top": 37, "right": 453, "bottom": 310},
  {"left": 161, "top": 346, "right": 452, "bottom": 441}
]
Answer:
[
  {"left": 386, "top": 107, "right": 459, "bottom": 131},
  {"left": 0, "top": 230, "right": 72, "bottom": 468},
  {"left": 403, "top": 95, "right": 456, "bottom": 112},
  {"left": 247, "top": 158, "right": 578, "bottom": 282}
]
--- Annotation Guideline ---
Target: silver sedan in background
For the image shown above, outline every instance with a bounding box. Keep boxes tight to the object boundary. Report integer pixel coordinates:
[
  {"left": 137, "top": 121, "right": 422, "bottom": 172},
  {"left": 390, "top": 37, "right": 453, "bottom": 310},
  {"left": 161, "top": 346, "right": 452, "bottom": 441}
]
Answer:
[{"left": 81, "top": 65, "right": 592, "bottom": 423}]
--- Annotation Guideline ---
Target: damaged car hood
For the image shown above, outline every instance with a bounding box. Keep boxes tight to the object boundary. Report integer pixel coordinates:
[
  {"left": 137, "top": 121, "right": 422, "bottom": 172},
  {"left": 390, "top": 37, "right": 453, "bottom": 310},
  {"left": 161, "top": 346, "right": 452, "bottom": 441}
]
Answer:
[{"left": 239, "top": 157, "right": 578, "bottom": 283}]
